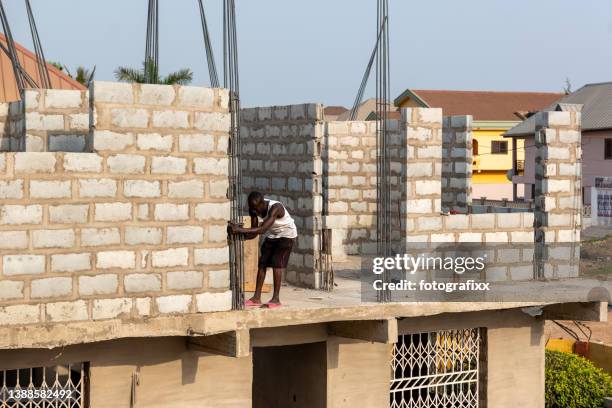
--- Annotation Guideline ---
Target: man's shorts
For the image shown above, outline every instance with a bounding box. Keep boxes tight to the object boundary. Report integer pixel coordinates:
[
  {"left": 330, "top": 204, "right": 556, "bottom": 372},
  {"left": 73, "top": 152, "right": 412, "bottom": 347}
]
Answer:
[{"left": 259, "top": 237, "right": 295, "bottom": 269}]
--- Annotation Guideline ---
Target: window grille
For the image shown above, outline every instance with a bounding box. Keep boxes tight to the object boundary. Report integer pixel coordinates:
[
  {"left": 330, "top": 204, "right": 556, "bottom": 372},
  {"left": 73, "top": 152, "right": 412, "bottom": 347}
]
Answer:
[
  {"left": 0, "top": 363, "right": 88, "bottom": 408},
  {"left": 391, "top": 329, "right": 485, "bottom": 408}
]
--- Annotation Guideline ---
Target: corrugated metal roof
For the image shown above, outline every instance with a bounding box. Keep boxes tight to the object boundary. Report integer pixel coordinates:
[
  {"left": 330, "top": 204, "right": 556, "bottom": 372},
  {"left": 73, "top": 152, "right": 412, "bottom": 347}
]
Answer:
[
  {"left": 505, "top": 82, "right": 612, "bottom": 137},
  {"left": 395, "top": 89, "right": 564, "bottom": 121},
  {"left": 0, "top": 33, "right": 85, "bottom": 102}
]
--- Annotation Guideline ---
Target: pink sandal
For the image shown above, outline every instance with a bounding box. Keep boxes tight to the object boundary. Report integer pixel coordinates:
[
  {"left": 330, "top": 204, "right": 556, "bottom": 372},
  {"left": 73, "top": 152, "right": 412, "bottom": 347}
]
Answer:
[
  {"left": 262, "top": 302, "right": 282, "bottom": 309},
  {"left": 245, "top": 299, "right": 261, "bottom": 307}
]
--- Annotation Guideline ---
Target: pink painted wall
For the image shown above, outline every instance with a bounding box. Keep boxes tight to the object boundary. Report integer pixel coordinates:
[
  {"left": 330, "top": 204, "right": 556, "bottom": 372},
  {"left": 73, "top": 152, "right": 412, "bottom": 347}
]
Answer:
[
  {"left": 472, "top": 183, "right": 524, "bottom": 201},
  {"left": 513, "top": 131, "right": 612, "bottom": 203}
]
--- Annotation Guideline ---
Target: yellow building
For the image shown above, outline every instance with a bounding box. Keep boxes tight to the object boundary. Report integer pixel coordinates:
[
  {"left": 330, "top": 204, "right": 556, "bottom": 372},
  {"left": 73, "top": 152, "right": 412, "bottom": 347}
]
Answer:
[{"left": 394, "top": 89, "right": 564, "bottom": 200}]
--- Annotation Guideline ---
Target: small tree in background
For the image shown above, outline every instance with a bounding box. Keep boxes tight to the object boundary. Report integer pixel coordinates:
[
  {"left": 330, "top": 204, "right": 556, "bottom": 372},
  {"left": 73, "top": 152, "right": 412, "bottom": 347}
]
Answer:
[
  {"left": 114, "top": 59, "right": 193, "bottom": 85},
  {"left": 74, "top": 66, "right": 95, "bottom": 87}
]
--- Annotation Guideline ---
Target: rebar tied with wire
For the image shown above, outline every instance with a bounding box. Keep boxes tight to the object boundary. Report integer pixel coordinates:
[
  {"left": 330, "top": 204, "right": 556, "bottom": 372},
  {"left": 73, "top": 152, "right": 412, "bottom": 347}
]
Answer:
[
  {"left": 224, "top": 0, "right": 245, "bottom": 311},
  {"left": 376, "top": 0, "right": 392, "bottom": 303}
]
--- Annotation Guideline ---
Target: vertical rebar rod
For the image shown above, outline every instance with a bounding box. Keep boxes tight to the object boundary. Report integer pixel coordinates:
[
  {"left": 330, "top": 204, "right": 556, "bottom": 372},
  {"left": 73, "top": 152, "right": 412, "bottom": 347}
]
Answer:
[
  {"left": 376, "top": 0, "right": 391, "bottom": 303},
  {"left": 224, "top": 0, "right": 244, "bottom": 310},
  {"left": 144, "top": 0, "right": 159, "bottom": 83},
  {"left": 0, "top": 0, "right": 26, "bottom": 93},
  {"left": 25, "top": 0, "right": 51, "bottom": 89},
  {"left": 197, "top": 0, "right": 220, "bottom": 88}
]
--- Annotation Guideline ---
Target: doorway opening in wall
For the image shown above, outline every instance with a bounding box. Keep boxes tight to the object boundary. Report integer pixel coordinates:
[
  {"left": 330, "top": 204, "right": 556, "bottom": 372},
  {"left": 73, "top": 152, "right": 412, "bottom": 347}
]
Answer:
[
  {"left": 252, "top": 342, "right": 327, "bottom": 408},
  {"left": 390, "top": 329, "right": 487, "bottom": 408},
  {"left": 0, "top": 362, "right": 89, "bottom": 408}
]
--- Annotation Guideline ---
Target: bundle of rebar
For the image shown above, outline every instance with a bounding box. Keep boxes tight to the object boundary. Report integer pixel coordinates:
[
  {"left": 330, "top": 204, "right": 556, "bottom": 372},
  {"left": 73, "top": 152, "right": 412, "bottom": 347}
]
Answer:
[
  {"left": 144, "top": 0, "right": 159, "bottom": 83},
  {"left": 0, "top": 0, "right": 33, "bottom": 93},
  {"left": 198, "top": 0, "right": 219, "bottom": 88},
  {"left": 25, "top": 0, "right": 51, "bottom": 89},
  {"left": 224, "top": 0, "right": 245, "bottom": 310},
  {"left": 376, "top": 0, "right": 392, "bottom": 303}
]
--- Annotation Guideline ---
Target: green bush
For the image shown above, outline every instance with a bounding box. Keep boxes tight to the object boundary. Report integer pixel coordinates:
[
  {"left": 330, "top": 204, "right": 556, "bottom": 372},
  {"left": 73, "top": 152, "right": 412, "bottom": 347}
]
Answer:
[{"left": 545, "top": 349, "right": 612, "bottom": 408}]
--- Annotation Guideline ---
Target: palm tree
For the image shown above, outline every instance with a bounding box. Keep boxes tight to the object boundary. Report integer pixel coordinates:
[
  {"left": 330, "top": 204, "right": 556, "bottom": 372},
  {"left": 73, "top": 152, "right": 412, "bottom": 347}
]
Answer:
[
  {"left": 75, "top": 66, "right": 95, "bottom": 87},
  {"left": 114, "top": 59, "right": 193, "bottom": 85}
]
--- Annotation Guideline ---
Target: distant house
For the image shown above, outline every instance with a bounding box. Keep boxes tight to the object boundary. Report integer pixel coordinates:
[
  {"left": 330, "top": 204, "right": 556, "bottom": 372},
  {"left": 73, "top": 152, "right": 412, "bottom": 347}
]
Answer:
[
  {"left": 505, "top": 82, "right": 612, "bottom": 204},
  {"left": 0, "top": 33, "right": 85, "bottom": 102},
  {"left": 394, "top": 88, "right": 564, "bottom": 200}
]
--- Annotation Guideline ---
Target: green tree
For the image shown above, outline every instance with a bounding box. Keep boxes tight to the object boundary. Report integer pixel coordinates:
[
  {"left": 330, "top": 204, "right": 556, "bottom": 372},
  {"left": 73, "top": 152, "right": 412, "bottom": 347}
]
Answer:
[
  {"left": 114, "top": 59, "right": 193, "bottom": 85},
  {"left": 48, "top": 61, "right": 64, "bottom": 71},
  {"left": 74, "top": 66, "right": 94, "bottom": 87}
]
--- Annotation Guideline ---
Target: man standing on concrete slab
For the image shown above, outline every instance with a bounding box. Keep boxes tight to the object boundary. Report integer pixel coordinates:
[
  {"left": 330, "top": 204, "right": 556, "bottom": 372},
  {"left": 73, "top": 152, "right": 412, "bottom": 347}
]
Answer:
[{"left": 228, "top": 191, "right": 298, "bottom": 308}]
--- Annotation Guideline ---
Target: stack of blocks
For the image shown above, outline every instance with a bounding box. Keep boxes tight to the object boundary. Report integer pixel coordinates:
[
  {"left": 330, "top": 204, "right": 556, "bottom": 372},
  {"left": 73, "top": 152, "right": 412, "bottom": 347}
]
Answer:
[
  {"left": 441, "top": 115, "right": 473, "bottom": 213},
  {"left": 534, "top": 110, "right": 582, "bottom": 278}
]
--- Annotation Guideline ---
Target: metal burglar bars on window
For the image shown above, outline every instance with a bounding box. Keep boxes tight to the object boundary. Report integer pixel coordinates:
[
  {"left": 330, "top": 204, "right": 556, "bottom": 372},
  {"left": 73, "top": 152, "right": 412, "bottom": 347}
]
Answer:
[
  {"left": 1, "top": 363, "right": 89, "bottom": 408},
  {"left": 391, "top": 329, "right": 485, "bottom": 408}
]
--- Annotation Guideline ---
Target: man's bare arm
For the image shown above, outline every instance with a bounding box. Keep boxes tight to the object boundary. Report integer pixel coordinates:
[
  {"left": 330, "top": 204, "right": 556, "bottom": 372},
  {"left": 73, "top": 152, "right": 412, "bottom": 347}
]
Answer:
[
  {"left": 230, "top": 204, "right": 283, "bottom": 236},
  {"left": 243, "top": 213, "right": 259, "bottom": 240}
]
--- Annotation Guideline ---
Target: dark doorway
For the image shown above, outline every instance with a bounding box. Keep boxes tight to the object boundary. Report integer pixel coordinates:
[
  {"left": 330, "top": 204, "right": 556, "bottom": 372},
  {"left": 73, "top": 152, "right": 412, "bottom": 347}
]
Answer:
[{"left": 252, "top": 342, "right": 327, "bottom": 408}]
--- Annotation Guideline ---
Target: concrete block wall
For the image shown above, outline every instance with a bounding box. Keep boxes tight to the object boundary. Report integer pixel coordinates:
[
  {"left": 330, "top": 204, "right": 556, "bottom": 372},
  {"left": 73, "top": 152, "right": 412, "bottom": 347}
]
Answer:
[
  {"left": 323, "top": 121, "right": 378, "bottom": 259},
  {"left": 240, "top": 104, "right": 324, "bottom": 288},
  {"left": 0, "top": 100, "right": 24, "bottom": 151},
  {"left": 398, "top": 108, "right": 538, "bottom": 282},
  {"left": 23, "top": 89, "right": 90, "bottom": 152},
  {"left": 442, "top": 115, "right": 473, "bottom": 213},
  {"left": 0, "top": 81, "right": 232, "bottom": 326}
]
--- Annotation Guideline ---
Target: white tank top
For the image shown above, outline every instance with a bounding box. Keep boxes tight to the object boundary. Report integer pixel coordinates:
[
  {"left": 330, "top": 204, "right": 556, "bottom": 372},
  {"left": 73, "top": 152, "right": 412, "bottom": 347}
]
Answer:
[{"left": 258, "top": 199, "right": 298, "bottom": 239}]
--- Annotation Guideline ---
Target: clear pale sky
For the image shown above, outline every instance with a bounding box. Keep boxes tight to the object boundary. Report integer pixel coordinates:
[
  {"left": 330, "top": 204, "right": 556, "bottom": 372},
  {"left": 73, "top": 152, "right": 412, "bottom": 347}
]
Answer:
[{"left": 5, "top": 1, "right": 612, "bottom": 107}]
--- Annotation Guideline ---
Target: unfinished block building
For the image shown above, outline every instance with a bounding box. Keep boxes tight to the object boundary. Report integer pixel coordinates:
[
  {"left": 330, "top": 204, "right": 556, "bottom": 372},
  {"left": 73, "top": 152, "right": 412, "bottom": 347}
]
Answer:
[{"left": 0, "top": 83, "right": 606, "bottom": 408}]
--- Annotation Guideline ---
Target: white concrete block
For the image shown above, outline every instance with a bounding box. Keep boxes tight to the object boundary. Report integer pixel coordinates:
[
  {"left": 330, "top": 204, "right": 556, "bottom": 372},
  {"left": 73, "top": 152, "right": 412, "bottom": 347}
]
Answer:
[
  {"left": 92, "top": 297, "right": 132, "bottom": 320},
  {"left": 32, "top": 229, "right": 75, "bottom": 249},
  {"left": 152, "top": 247, "right": 189, "bottom": 268},
  {"left": 167, "top": 271, "right": 203, "bottom": 290},
  {"left": 195, "top": 291, "right": 232, "bottom": 313},
  {"left": 2, "top": 254, "right": 45, "bottom": 276},
  {"left": 63, "top": 153, "right": 102, "bottom": 172},
  {"left": 80, "top": 274, "right": 119, "bottom": 296},
  {"left": 124, "top": 273, "right": 161, "bottom": 292},
  {"left": 31, "top": 277, "right": 72, "bottom": 298},
  {"left": 79, "top": 179, "right": 117, "bottom": 198},
  {"left": 0, "top": 205, "right": 42, "bottom": 225},
  {"left": 51, "top": 253, "right": 91, "bottom": 273},
  {"left": 96, "top": 251, "right": 136, "bottom": 269},
  {"left": 46, "top": 300, "right": 88, "bottom": 322},
  {"left": 156, "top": 295, "right": 192, "bottom": 314},
  {"left": 81, "top": 228, "right": 121, "bottom": 247}
]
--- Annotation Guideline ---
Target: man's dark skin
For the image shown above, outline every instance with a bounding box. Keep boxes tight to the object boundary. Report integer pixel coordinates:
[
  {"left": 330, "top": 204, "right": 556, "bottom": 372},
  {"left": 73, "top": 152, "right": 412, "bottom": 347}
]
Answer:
[{"left": 228, "top": 195, "right": 286, "bottom": 306}]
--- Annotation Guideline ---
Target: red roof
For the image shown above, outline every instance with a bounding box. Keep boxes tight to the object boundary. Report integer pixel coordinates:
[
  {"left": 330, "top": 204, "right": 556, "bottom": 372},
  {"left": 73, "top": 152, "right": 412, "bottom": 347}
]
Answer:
[
  {"left": 324, "top": 106, "right": 348, "bottom": 116},
  {"left": 0, "top": 33, "right": 85, "bottom": 102},
  {"left": 396, "top": 89, "right": 565, "bottom": 121}
]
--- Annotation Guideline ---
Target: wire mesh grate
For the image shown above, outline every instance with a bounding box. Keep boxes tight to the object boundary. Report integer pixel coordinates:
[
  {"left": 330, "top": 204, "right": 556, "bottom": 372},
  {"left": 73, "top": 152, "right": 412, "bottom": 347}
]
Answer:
[
  {"left": 391, "top": 329, "right": 484, "bottom": 408},
  {"left": 0, "top": 363, "right": 88, "bottom": 408}
]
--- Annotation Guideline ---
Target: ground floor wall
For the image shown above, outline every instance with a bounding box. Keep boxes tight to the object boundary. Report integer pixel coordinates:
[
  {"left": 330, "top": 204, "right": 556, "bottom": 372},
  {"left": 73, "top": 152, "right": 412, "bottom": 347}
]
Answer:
[
  {"left": 0, "top": 309, "right": 545, "bottom": 408},
  {"left": 0, "top": 337, "right": 253, "bottom": 408}
]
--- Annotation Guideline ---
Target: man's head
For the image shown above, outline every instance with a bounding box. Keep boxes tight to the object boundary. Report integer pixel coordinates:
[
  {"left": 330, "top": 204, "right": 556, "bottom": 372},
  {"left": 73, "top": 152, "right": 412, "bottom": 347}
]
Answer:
[{"left": 248, "top": 191, "right": 267, "bottom": 217}]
